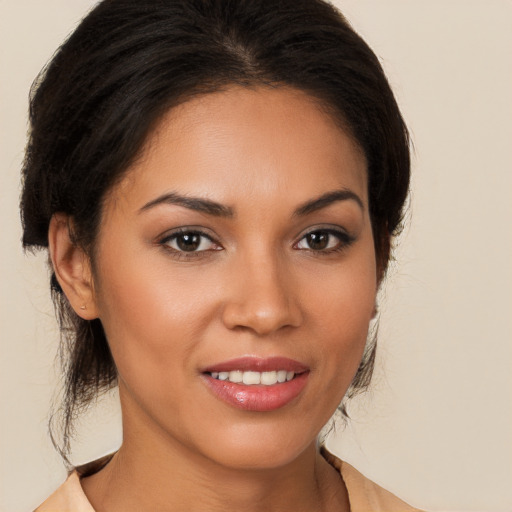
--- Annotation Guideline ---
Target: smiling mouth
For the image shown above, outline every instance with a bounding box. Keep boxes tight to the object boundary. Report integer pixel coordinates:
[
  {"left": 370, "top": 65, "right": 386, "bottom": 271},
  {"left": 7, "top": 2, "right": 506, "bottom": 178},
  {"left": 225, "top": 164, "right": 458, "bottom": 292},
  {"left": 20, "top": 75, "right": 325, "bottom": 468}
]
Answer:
[
  {"left": 201, "top": 356, "right": 310, "bottom": 410},
  {"left": 207, "top": 370, "right": 299, "bottom": 385}
]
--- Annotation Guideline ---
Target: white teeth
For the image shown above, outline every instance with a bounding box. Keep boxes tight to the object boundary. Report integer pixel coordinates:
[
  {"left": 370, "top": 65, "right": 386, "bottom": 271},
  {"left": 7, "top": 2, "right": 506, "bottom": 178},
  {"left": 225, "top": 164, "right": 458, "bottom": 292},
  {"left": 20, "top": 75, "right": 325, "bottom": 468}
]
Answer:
[
  {"left": 277, "top": 370, "right": 287, "bottom": 383},
  {"left": 210, "top": 370, "right": 297, "bottom": 385},
  {"left": 243, "top": 371, "right": 261, "bottom": 385},
  {"left": 260, "top": 371, "right": 278, "bottom": 385},
  {"left": 228, "top": 370, "right": 243, "bottom": 383}
]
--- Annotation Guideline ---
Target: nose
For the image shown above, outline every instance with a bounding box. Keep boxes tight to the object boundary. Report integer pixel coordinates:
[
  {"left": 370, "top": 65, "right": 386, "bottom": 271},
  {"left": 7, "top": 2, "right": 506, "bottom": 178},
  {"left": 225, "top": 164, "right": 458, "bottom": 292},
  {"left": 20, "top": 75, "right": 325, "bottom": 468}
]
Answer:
[{"left": 221, "top": 251, "right": 303, "bottom": 336}]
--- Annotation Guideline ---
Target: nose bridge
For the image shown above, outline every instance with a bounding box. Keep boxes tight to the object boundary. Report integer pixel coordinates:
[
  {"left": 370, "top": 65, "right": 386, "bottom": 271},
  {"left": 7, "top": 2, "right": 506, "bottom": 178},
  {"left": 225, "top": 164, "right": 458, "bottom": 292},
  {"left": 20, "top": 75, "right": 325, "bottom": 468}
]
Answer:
[{"left": 221, "top": 244, "right": 302, "bottom": 335}]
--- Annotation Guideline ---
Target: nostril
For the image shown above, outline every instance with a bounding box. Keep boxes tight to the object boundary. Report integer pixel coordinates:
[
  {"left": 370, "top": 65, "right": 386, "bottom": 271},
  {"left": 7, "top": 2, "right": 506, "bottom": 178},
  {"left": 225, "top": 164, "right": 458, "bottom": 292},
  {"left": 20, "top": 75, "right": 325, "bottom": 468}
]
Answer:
[{"left": 221, "top": 301, "right": 302, "bottom": 335}]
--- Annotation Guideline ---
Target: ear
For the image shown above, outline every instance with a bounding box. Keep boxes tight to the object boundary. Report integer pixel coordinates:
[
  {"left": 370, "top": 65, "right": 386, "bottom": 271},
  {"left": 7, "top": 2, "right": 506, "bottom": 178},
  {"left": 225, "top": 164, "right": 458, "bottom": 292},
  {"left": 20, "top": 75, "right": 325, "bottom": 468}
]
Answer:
[{"left": 48, "top": 213, "right": 99, "bottom": 320}]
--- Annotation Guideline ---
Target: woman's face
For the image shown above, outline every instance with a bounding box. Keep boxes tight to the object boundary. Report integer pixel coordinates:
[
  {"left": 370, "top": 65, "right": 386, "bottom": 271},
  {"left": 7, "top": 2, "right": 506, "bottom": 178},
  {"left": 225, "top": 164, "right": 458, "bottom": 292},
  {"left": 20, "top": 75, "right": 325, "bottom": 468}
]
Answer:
[{"left": 91, "top": 86, "right": 377, "bottom": 469}]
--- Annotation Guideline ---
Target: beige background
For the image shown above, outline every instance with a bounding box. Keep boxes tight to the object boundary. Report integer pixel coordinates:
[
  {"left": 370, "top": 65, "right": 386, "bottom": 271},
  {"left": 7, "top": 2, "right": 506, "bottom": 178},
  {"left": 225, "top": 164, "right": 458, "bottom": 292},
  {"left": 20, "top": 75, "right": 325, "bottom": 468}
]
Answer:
[{"left": 1, "top": 1, "right": 511, "bottom": 511}]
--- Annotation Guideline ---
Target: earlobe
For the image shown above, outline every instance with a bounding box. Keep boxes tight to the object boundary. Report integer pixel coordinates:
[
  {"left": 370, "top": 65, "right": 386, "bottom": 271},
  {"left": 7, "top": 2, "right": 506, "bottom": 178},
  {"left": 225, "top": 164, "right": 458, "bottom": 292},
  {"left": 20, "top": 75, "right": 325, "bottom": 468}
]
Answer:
[{"left": 48, "top": 213, "right": 99, "bottom": 320}]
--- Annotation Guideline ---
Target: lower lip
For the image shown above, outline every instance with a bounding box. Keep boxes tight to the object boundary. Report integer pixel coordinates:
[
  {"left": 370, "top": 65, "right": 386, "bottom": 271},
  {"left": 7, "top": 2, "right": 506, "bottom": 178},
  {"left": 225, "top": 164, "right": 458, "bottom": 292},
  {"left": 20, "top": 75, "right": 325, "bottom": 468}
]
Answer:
[{"left": 202, "top": 372, "right": 309, "bottom": 412}]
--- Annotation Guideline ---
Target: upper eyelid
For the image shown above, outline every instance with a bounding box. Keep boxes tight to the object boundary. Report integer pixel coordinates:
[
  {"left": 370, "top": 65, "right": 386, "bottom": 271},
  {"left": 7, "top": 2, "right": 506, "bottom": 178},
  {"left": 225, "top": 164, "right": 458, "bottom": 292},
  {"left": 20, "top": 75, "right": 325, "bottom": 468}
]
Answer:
[
  {"left": 158, "top": 229, "right": 221, "bottom": 256},
  {"left": 158, "top": 226, "right": 217, "bottom": 243},
  {"left": 293, "top": 226, "right": 355, "bottom": 250},
  {"left": 294, "top": 224, "right": 351, "bottom": 240}
]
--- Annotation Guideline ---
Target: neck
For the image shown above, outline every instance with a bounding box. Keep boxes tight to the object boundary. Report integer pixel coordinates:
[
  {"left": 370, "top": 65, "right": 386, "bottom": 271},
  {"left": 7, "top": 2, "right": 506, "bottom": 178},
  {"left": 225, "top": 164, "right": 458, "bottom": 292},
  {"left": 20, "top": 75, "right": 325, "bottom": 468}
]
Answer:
[{"left": 81, "top": 393, "right": 349, "bottom": 512}]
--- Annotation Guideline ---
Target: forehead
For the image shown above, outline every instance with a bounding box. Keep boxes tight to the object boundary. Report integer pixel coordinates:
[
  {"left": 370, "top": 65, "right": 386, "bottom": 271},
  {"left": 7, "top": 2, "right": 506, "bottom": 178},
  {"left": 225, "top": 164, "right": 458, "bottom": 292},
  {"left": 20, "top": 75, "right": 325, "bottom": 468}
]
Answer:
[{"left": 108, "top": 86, "right": 368, "bottom": 216}]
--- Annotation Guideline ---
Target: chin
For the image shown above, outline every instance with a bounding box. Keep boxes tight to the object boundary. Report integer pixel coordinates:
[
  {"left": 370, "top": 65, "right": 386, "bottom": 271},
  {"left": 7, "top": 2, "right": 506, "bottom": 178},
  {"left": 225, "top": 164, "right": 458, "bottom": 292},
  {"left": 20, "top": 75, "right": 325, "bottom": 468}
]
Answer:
[{"left": 189, "top": 420, "right": 319, "bottom": 471}]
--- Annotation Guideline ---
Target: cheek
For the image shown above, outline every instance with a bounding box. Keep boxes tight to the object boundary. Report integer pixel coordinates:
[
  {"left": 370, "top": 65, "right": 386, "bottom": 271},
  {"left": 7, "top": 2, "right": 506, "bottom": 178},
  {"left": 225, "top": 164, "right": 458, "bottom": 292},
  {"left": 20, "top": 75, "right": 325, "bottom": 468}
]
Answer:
[
  {"left": 305, "top": 244, "right": 376, "bottom": 330},
  {"left": 301, "top": 246, "right": 377, "bottom": 386},
  {"left": 92, "top": 244, "right": 214, "bottom": 387}
]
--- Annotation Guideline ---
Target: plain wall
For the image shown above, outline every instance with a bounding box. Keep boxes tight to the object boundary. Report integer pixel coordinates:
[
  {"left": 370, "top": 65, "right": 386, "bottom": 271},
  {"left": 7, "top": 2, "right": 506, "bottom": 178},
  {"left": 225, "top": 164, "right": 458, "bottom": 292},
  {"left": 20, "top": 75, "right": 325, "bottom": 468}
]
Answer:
[{"left": 1, "top": 1, "right": 511, "bottom": 511}]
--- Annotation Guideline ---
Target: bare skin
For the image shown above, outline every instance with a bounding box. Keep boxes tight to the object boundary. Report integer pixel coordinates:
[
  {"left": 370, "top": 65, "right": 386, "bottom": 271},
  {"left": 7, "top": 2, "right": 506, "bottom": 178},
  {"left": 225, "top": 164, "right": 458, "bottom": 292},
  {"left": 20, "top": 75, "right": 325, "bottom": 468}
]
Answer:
[
  {"left": 50, "top": 86, "right": 377, "bottom": 511},
  {"left": 82, "top": 440, "right": 349, "bottom": 512}
]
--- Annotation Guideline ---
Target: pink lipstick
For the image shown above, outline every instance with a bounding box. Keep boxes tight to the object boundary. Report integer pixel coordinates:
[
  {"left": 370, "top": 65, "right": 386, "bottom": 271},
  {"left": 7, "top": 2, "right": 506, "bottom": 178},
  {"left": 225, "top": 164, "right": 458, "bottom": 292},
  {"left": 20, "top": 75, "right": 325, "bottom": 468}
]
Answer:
[{"left": 201, "top": 357, "right": 309, "bottom": 412}]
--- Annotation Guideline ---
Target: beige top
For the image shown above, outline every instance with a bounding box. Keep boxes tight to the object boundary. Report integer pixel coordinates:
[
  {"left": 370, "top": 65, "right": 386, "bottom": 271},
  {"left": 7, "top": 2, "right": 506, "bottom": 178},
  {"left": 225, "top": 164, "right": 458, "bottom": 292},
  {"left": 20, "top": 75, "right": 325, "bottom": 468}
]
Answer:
[{"left": 35, "top": 448, "right": 424, "bottom": 511}]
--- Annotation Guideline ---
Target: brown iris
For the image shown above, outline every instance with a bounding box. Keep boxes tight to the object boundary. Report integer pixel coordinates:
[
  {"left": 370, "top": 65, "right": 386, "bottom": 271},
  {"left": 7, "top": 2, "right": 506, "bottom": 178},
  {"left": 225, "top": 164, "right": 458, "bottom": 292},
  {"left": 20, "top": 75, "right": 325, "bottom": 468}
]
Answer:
[
  {"left": 176, "top": 233, "right": 202, "bottom": 251},
  {"left": 305, "top": 231, "right": 331, "bottom": 250}
]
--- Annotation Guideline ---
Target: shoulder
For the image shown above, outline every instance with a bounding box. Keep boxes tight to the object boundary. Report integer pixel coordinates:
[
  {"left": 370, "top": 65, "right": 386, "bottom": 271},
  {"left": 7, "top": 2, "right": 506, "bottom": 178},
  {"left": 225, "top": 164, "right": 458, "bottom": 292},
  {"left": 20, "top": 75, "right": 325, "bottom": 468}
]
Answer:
[
  {"left": 33, "top": 472, "right": 94, "bottom": 512},
  {"left": 321, "top": 446, "right": 426, "bottom": 512},
  {"left": 34, "top": 454, "right": 112, "bottom": 511}
]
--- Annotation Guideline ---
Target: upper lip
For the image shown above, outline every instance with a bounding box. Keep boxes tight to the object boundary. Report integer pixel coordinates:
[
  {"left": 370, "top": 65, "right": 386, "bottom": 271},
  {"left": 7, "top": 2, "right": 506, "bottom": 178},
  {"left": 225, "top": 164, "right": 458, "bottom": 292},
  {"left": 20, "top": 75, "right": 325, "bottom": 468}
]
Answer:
[{"left": 201, "top": 356, "right": 309, "bottom": 374}]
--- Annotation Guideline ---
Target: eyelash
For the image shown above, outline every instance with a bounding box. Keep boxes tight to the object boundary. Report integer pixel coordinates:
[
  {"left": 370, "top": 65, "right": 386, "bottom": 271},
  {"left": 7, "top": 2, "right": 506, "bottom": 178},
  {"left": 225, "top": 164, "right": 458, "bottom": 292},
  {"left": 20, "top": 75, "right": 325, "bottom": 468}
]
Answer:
[
  {"left": 294, "top": 228, "right": 355, "bottom": 255},
  {"left": 157, "top": 227, "right": 355, "bottom": 260},
  {"left": 158, "top": 228, "right": 220, "bottom": 260}
]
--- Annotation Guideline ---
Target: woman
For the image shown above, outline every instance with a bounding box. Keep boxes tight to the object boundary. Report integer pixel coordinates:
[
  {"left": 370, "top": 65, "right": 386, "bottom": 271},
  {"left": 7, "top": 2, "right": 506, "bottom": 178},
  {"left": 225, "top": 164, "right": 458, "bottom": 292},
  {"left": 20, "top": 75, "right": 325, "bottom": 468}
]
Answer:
[{"left": 21, "top": 0, "right": 421, "bottom": 510}]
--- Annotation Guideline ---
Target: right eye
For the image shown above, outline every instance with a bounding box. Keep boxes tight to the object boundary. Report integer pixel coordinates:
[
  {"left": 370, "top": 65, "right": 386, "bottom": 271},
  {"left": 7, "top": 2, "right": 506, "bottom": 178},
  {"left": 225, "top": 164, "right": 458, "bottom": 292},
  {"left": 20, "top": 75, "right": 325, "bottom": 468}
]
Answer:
[{"left": 159, "top": 230, "right": 220, "bottom": 254}]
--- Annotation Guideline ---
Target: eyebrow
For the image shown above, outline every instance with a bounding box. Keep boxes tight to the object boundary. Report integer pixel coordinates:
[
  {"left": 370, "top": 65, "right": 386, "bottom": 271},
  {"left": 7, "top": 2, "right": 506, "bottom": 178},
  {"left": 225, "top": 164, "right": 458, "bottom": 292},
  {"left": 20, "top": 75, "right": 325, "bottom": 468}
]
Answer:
[
  {"left": 139, "top": 188, "right": 363, "bottom": 218},
  {"left": 139, "top": 192, "right": 234, "bottom": 217},
  {"left": 293, "top": 189, "right": 364, "bottom": 216}
]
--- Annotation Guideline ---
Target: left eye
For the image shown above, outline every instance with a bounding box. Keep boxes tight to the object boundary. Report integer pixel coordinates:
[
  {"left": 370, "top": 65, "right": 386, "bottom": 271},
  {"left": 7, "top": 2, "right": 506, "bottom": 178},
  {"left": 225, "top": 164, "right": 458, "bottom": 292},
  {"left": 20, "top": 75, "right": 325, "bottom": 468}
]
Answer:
[
  {"left": 295, "top": 230, "right": 347, "bottom": 251},
  {"left": 163, "top": 231, "right": 217, "bottom": 252}
]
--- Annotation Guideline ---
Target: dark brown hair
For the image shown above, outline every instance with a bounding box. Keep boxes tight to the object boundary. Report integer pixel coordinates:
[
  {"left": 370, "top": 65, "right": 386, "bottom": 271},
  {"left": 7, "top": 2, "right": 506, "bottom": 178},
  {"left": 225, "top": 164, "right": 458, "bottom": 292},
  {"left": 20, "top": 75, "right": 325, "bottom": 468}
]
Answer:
[{"left": 20, "top": 0, "right": 410, "bottom": 460}]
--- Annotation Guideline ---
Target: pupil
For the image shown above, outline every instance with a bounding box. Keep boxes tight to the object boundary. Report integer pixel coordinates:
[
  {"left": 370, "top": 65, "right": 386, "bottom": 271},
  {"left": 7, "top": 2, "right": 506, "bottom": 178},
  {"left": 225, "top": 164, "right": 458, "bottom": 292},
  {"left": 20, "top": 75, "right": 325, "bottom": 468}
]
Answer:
[
  {"left": 307, "top": 232, "right": 328, "bottom": 250},
  {"left": 177, "top": 233, "right": 200, "bottom": 251}
]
